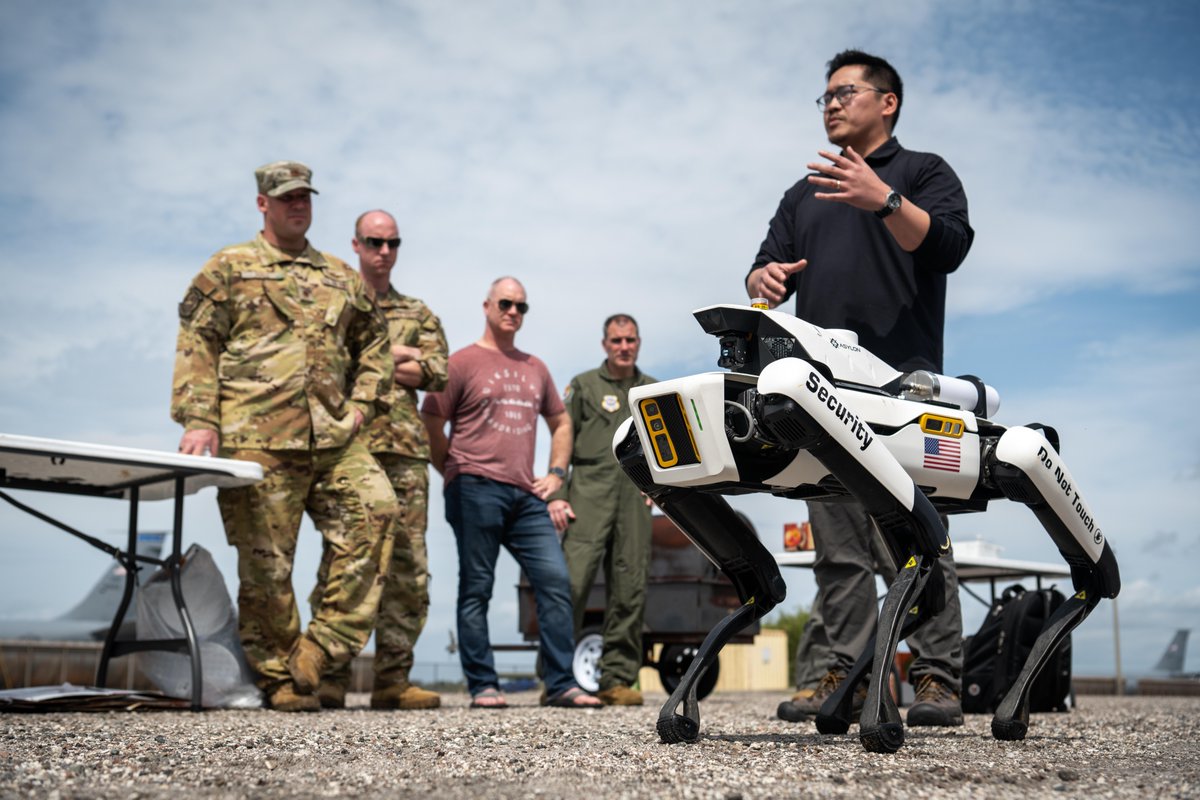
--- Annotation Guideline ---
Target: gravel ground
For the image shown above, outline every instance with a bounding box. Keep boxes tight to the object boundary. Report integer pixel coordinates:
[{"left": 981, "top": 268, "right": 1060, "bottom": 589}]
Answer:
[{"left": 2, "top": 691, "right": 1198, "bottom": 799}]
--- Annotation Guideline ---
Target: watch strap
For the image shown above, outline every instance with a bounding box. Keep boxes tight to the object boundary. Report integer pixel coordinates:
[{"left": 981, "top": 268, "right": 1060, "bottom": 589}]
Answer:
[{"left": 875, "top": 189, "right": 901, "bottom": 219}]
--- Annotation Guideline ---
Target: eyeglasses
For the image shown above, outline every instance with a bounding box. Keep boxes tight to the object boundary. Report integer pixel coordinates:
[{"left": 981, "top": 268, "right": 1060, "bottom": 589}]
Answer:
[
  {"left": 815, "top": 84, "right": 887, "bottom": 111},
  {"left": 497, "top": 298, "right": 529, "bottom": 314},
  {"left": 359, "top": 236, "right": 402, "bottom": 250}
]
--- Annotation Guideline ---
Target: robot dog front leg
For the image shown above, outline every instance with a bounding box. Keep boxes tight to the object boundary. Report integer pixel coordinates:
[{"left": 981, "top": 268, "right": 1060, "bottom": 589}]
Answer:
[{"left": 614, "top": 423, "right": 787, "bottom": 744}]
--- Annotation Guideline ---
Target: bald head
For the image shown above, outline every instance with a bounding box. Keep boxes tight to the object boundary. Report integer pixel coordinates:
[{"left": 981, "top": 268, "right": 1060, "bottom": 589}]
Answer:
[
  {"left": 352, "top": 209, "right": 401, "bottom": 294},
  {"left": 488, "top": 275, "right": 525, "bottom": 300},
  {"left": 355, "top": 209, "right": 397, "bottom": 238},
  {"left": 482, "top": 276, "right": 528, "bottom": 348}
]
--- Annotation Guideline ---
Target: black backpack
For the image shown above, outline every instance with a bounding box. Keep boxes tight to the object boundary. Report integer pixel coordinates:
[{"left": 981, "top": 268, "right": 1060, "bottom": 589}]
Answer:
[{"left": 961, "top": 583, "right": 1072, "bottom": 714}]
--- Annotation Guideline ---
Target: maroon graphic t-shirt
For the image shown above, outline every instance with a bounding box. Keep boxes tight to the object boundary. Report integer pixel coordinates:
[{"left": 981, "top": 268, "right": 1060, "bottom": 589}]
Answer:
[{"left": 421, "top": 344, "right": 564, "bottom": 494}]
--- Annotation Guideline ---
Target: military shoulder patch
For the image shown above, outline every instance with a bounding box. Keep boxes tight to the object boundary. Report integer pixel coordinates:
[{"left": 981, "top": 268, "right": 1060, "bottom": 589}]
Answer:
[{"left": 178, "top": 287, "right": 204, "bottom": 319}]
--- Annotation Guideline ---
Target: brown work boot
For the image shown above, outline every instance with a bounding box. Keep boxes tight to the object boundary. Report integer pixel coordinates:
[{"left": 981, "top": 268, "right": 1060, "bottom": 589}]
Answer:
[
  {"left": 316, "top": 682, "right": 346, "bottom": 709},
  {"left": 906, "top": 675, "right": 964, "bottom": 727},
  {"left": 776, "top": 669, "right": 866, "bottom": 723},
  {"left": 597, "top": 684, "right": 643, "bottom": 706},
  {"left": 370, "top": 683, "right": 442, "bottom": 710},
  {"left": 287, "top": 637, "right": 327, "bottom": 695},
  {"left": 267, "top": 682, "right": 320, "bottom": 712}
]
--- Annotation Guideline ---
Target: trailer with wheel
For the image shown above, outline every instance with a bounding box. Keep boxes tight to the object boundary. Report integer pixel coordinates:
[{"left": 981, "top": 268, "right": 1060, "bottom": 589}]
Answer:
[{"left": 516, "top": 513, "right": 760, "bottom": 699}]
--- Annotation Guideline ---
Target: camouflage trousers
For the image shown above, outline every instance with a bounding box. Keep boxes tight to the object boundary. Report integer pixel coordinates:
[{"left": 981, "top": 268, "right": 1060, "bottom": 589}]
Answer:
[
  {"left": 216, "top": 442, "right": 397, "bottom": 691},
  {"left": 311, "top": 454, "right": 429, "bottom": 690}
]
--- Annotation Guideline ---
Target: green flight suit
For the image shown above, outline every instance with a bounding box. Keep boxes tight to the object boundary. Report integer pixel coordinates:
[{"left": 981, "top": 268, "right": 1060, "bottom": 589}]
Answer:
[{"left": 558, "top": 362, "right": 656, "bottom": 690}]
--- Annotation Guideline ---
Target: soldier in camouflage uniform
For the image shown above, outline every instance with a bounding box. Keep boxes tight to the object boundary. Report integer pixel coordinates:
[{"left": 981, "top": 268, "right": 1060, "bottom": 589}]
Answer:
[
  {"left": 172, "top": 161, "right": 398, "bottom": 712},
  {"left": 310, "top": 209, "right": 449, "bottom": 710},
  {"left": 548, "top": 315, "right": 656, "bottom": 706}
]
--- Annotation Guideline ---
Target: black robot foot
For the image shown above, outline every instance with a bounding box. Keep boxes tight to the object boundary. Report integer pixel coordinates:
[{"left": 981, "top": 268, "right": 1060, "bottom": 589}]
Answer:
[
  {"left": 991, "top": 718, "right": 1029, "bottom": 741},
  {"left": 860, "top": 722, "right": 905, "bottom": 753},
  {"left": 815, "top": 712, "right": 851, "bottom": 735},
  {"left": 657, "top": 714, "right": 700, "bottom": 744}
]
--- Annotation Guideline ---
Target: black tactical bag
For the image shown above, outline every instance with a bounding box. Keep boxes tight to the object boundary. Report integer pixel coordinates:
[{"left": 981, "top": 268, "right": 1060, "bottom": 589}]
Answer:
[{"left": 961, "top": 583, "right": 1072, "bottom": 714}]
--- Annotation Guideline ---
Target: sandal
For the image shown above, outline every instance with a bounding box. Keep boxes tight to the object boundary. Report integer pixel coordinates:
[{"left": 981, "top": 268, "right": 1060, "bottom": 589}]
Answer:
[
  {"left": 542, "top": 686, "right": 602, "bottom": 709},
  {"left": 469, "top": 687, "right": 508, "bottom": 709}
]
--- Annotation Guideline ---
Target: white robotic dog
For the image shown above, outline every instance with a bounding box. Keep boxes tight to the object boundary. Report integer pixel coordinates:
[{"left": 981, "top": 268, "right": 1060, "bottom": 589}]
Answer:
[{"left": 612, "top": 304, "right": 1120, "bottom": 753}]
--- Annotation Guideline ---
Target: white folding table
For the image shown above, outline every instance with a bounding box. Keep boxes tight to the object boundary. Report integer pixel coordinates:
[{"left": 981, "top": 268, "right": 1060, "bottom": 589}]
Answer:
[
  {"left": 775, "top": 536, "right": 1072, "bottom": 602},
  {"left": 0, "top": 433, "right": 262, "bottom": 710}
]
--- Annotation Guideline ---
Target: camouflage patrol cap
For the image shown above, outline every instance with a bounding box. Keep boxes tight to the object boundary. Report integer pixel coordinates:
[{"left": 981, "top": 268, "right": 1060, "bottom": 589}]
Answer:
[{"left": 254, "top": 160, "right": 320, "bottom": 197}]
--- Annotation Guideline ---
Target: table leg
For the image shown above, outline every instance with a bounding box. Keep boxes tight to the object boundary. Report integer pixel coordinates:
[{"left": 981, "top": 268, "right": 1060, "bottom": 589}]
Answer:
[
  {"left": 96, "top": 486, "right": 141, "bottom": 688},
  {"left": 171, "top": 477, "right": 203, "bottom": 711}
]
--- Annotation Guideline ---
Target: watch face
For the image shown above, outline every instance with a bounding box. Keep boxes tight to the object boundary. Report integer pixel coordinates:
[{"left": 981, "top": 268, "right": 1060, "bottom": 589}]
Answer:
[{"left": 876, "top": 190, "right": 901, "bottom": 218}]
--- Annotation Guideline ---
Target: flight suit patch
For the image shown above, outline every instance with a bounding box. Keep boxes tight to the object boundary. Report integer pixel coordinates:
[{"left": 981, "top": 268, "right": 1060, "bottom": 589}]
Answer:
[{"left": 601, "top": 394, "right": 620, "bottom": 413}]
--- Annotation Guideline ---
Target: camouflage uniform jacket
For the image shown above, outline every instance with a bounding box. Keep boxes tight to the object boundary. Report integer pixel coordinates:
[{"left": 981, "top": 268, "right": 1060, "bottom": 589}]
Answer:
[
  {"left": 359, "top": 287, "right": 449, "bottom": 460},
  {"left": 171, "top": 233, "right": 392, "bottom": 450}
]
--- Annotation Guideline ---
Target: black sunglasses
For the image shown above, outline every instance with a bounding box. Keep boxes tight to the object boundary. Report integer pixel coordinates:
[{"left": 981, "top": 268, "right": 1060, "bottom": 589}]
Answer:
[
  {"left": 497, "top": 298, "right": 529, "bottom": 314},
  {"left": 359, "top": 236, "right": 402, "bottom": 250}
]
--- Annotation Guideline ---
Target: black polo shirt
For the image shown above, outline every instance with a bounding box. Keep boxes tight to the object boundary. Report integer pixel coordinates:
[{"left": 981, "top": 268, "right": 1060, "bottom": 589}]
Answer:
[{"left": 749, "top": 137, "right": 973, "bottom": 373}]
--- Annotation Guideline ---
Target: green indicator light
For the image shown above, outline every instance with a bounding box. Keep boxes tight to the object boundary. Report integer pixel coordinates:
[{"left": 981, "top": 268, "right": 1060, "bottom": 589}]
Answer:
[{"left": 690, "top": 399, "right": 704, "bottom": 431}]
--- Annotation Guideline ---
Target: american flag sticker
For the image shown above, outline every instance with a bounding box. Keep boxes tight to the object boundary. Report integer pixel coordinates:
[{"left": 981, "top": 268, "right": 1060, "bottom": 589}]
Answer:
[{"left": 923, "top": 436, "right": 961, "bottom": 472}]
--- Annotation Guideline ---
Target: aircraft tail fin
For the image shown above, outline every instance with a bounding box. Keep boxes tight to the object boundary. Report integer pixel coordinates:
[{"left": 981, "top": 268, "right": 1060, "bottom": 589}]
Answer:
[
  {"left": 56, "top": 532, "right": 167, "bottom": 624},
  {"left": 1152, "top": 629, "right": 1189, "bottom": 676}
]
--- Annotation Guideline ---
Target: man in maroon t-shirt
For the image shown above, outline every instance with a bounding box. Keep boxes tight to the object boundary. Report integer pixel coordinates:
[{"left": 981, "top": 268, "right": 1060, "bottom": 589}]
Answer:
[{"left": 421, "top": 277, "right": 601, "bottom": 709}]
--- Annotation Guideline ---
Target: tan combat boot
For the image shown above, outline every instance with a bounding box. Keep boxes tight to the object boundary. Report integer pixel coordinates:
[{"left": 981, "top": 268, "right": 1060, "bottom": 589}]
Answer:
[
  {"left": 597, "top": 684, "right": 643, "bottom": 706},
  {"left": 287, "top": 637, "right": 327, "bottom": 695},
  {"left": 268, "top": 682, "right": 320, "bottom": 712},
  {"left": 316, "top": 682, "right": 347, "bottom": 709},
  {"left": 776, "top": 669, "right": 867, "bottom": 723},
  {"left": 906, "top": 675, "right": 964, "bottom": 727},
  {"left": 371, "top": 683, "right": 442, "bottom": 710}
]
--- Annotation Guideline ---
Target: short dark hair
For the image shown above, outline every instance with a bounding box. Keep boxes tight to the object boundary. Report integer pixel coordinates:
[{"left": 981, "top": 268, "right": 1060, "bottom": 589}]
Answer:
[
  {"left": 826, "top": 49, "right": 903, "bottom": 130},
  {"left": 603, "top": 314, "right": 639, "bottom": 337}
]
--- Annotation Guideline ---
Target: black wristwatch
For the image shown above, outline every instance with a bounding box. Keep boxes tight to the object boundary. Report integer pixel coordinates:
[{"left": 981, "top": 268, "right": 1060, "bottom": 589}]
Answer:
[
  {"left": 548, "top": 466, "right": 567, "bottom": 479},
  {"left": 875, "top": 189, "right": 902, "bottom": 218}
]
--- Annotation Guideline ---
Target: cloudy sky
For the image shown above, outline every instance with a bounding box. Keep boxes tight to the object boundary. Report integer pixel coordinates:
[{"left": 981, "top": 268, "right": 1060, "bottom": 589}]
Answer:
[{"left": 1, "top": 1, "right": 1197, "bottom": 681}]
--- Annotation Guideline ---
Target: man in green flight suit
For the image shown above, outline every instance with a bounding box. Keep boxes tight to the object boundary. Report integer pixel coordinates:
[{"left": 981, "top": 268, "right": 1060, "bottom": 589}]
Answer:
[{"left": 548, "top": 314, "right": 656, "bottom": 706}]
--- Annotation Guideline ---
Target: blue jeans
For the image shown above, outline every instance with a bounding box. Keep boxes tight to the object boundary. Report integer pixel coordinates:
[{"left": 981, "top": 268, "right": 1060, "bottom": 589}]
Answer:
[{"left": 444, "top": 474, "right": 578, "bottom": 696}]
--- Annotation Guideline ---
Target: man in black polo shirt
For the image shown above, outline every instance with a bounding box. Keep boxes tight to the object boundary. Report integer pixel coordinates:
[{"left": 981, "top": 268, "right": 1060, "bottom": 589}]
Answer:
[{"left": 746, "top": 49, "right": 974, "bottom": 727}]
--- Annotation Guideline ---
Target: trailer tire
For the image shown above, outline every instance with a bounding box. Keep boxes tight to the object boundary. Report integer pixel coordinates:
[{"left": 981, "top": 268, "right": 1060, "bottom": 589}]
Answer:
[
  {"left": 572, "top": 628, "right": 604, "bottom": 692},
  {"left": 658, "top": 644, "right": 719, "bottom": 700}
]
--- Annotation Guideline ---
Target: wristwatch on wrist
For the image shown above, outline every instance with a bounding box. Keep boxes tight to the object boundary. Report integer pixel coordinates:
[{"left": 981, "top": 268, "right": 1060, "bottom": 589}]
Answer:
[
  {"left": 548, "top": 466, "right": 567, "bottom": 479},
  {"left": 875, "top": 189, "right": 902, "bottom": 218}
]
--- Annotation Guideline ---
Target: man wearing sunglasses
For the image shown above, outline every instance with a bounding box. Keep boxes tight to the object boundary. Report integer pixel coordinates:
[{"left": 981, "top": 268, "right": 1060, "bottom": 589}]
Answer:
[
  {"left": 172, "top": 161, "right": 397, "bottom": 712},
  {"left": 746, "top": 50, "right": 974, "bottom": 728},
  {"left": 548, "top": 315, "right": 657, "bottom": 705},
  {"left": 421, "top": 278, "right": 601, "bottom": 709},
  {"left": 308, "top": 210, "right": 449, "bottom": 711}
]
